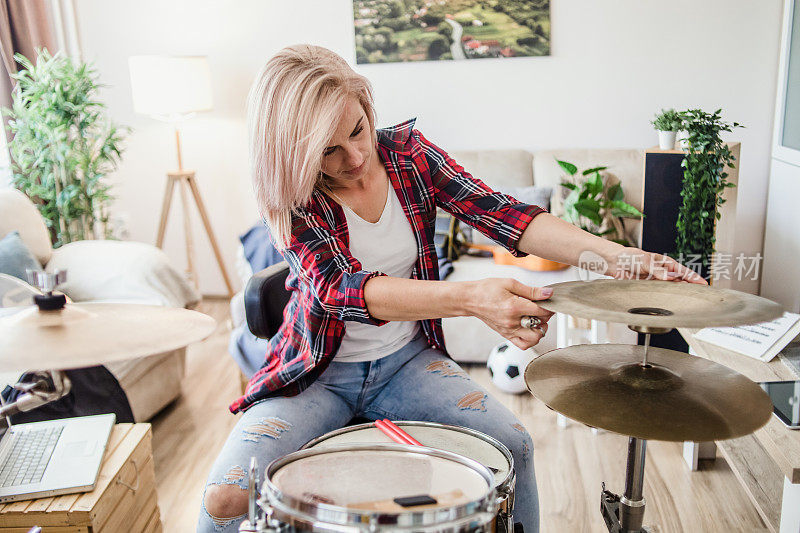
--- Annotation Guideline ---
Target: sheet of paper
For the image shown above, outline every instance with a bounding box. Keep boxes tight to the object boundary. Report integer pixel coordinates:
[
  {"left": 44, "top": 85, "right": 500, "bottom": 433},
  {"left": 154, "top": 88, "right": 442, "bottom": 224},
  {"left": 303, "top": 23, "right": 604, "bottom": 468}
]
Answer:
[{"left": 694, "top": 312, "right": 800, "bottom": 360}]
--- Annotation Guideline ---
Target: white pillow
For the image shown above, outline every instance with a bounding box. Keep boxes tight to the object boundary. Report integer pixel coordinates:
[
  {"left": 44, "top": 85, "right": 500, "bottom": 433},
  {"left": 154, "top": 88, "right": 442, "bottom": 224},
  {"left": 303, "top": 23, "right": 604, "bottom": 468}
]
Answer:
[
  {"left": 496, "top": 185, "right": 552, "bottom": 211},
  {"left": 45, "top": 240, "right": 200, "bottom": 308}
]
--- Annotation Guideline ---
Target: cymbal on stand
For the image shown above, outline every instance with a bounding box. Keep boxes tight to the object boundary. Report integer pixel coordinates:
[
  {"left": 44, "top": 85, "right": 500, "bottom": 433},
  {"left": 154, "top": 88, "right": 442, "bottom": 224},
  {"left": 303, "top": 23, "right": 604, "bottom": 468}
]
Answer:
[
  {"left": 524, "top": 343, "right": 773, "bottom": 442},
  {"left": 538, "top": 279, "right": 783, "bottom": 328},
  {"left": 0, "top": 302, "right": 217, "bottom": 372}
]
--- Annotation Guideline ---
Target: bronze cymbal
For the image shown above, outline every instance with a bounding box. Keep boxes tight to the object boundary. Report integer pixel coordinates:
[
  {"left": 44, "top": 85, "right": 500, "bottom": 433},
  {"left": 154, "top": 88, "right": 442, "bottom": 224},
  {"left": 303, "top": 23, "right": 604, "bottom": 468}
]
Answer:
[
  {"left": 538, "top": 279, "right": 782, "bottom": 328},
  {"left": 524, "top": 344, "right": 773, "bottom": 442},
  {"left": 0, "top": 302, "right": 217, "bottom": 372}
]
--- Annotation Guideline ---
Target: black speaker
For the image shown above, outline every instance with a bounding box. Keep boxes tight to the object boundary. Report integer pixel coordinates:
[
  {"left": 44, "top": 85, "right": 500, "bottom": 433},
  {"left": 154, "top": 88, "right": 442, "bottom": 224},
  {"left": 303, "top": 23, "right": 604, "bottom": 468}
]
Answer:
[{"left": 639, "top": 149, "right": 689, "bottom": 353}]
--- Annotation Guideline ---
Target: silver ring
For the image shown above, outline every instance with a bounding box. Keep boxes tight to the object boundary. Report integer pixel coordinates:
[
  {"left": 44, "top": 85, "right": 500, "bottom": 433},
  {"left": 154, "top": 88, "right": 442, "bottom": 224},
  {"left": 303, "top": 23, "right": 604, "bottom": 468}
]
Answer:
[
  {"left": 520, "top": 316, "right": 542, "bottom": 329},
  {"left": 531, "top": 324, "right": 545, "bottom": 336}
]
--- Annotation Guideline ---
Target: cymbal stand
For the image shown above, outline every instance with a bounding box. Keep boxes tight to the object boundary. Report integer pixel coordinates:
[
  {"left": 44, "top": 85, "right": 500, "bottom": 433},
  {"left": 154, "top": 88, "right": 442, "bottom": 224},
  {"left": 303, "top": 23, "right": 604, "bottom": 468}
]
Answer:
[
  {"left": 0, "top": 270, "right": 73, "bottom": 426},
  {"left": 239, "top": 457, "right": 273, "bottom": 532},
  {"left": 0, "top": 370, "right": 72, "bottom": 424},
  {"left": 600, "top": 327, "right": 670, "bottom": 533},
  {"left": 601, "top": 436, "right": 647, "bottom": 533},
  {"left": 25, "top": 269, "right": 67, "bottom": 311}
]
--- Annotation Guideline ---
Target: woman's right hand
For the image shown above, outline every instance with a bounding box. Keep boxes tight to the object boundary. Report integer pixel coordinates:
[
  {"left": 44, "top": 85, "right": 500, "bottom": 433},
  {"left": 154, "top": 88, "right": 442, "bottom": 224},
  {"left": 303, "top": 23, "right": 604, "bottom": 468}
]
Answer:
[{"left": 465, "top": 278, "right": 555, "bottom": 351}]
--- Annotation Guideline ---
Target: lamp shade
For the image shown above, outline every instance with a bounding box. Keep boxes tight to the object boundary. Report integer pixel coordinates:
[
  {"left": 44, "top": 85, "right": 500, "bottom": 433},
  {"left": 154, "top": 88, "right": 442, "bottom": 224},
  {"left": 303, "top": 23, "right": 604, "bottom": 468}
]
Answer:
[{"left": 129, "top": 55, "right": 213, "bottom": 117}]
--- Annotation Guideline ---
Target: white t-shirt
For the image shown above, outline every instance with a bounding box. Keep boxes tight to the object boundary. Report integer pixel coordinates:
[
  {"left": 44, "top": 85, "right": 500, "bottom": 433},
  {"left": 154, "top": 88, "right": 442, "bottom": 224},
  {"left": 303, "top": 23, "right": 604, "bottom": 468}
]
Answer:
[{"left": 335, "top": 181, "right": 420, "bottom": 362}]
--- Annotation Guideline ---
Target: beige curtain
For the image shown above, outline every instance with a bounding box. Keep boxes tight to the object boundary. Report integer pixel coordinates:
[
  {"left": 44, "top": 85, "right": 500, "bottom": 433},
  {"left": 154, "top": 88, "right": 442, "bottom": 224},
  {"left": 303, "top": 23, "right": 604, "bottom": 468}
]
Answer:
[{"left": 0, "top": 0, "right": 55, "bottom": 124}]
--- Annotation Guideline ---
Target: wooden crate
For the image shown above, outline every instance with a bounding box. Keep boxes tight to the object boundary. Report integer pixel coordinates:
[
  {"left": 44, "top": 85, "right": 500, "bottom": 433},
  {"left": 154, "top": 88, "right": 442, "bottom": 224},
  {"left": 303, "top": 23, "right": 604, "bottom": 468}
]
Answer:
[{"left": 0, "top": 423, "right": 162, "bottom": 532}]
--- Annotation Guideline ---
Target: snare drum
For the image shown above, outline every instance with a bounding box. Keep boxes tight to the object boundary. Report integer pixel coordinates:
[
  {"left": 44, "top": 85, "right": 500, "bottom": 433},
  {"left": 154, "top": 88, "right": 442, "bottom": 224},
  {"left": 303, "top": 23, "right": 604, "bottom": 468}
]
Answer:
[
  {"left": 259, "top": 443, "right": 498, "bottom": 532},
  {"left": 303, "top": 422, "right": 516, "bottom": 532}
]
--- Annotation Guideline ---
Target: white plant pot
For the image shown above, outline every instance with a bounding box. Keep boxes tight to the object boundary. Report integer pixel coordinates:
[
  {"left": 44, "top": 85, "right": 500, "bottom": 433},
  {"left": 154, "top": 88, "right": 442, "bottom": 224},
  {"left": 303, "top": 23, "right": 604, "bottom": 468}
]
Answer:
[{"left": 658, "top": 130, "right": 677, "bottom": 150}]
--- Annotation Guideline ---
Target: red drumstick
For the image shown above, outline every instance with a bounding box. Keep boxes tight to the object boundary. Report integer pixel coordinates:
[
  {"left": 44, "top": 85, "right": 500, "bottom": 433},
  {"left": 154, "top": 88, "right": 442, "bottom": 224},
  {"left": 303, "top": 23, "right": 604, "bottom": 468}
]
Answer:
[
  {"left": 382, "top": 419, "right": 423, "bottom": 446},
  {"left": 374, "top": 419, "right": 412, "bottom": 445}
]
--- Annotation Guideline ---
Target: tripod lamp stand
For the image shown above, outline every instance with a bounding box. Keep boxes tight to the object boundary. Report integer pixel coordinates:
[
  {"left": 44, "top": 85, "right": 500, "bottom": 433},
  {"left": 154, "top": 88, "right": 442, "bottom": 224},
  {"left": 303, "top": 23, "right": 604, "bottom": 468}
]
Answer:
[{"left": 128, "top": 55, "right": 234, "bottom": 296}]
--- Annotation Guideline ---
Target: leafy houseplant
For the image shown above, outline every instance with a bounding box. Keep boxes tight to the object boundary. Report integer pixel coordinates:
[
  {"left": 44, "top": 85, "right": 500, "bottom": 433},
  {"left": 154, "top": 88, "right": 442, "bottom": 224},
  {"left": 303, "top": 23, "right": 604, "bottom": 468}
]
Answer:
[
  {"left": 674, "top": 109, "right": 741, "bottom": 276},
  {"left": 3, "top": 49, "right": 128, "bottom": 247},
  {"left": 652, "top": 108, "right": 682, "bottom": 149},
  {"left": 652, "top": 108, "right": 682, "bottom": 131},
  {"left": 557, "top": 160, "right": 643, "bottom": 247}
]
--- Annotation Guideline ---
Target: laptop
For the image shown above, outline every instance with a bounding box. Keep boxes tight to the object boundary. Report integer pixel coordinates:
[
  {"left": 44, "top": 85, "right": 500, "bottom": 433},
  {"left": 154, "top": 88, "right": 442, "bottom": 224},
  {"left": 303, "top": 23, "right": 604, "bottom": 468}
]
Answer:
[{"left": 0, "top": 413, "right": 115, "bottom": 503}]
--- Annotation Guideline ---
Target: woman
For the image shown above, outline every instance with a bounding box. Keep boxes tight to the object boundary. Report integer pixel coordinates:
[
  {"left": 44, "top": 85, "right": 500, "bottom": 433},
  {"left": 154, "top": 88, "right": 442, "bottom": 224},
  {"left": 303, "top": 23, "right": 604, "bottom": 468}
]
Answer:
[{"left": 198, "top": 45, "right": 704, "bottom": 533}]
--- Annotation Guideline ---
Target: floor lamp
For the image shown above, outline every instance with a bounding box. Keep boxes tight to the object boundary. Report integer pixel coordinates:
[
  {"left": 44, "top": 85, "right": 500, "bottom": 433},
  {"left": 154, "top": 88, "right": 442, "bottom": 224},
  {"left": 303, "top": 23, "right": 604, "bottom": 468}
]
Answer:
[{"left": 129, "top": 55, "right": 234, "bottom": 297}]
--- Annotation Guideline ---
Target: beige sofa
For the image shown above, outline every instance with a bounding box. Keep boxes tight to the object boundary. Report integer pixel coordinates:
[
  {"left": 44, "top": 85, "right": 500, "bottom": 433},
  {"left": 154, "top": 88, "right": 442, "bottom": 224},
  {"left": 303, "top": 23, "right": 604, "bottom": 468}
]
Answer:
[
  {"left": 0, "top": 188, "right": 200, "bottom": 421},
  {"left": 443, "top": 148, "right": 644, "bottom": 362}
]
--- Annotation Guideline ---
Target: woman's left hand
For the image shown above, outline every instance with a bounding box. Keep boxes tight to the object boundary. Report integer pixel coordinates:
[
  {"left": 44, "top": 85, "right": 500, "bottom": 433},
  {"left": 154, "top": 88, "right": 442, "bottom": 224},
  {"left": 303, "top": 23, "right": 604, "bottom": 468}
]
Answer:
[{"left": 606, "top": 247, "right": 707, "bottom": 285}]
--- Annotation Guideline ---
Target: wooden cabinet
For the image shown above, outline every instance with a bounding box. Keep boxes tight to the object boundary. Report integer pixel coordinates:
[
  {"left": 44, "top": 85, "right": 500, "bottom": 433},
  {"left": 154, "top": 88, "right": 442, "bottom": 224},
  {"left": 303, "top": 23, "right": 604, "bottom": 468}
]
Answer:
[{"left": 0, "top": 424, "right": 162, "bottom": 532}]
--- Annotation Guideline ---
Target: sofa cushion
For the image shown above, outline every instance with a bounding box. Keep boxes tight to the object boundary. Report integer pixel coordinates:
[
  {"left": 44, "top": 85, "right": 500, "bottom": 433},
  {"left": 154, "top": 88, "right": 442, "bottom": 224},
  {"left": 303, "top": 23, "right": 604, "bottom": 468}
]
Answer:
[
  {"left": 0, "top": 231, "right": 41, "bottom": 281},
  {"left": 496, "top": 185, "right": 552, "bottom": 211},
  {"left": 0, "top": 189, "right": 53, "bottom": 265},
  {"left": 448, "top": 149, "right": 534, "bottom": 191},
  {"left": 46, "top": 240, "right": 200, "bottom": 307}
]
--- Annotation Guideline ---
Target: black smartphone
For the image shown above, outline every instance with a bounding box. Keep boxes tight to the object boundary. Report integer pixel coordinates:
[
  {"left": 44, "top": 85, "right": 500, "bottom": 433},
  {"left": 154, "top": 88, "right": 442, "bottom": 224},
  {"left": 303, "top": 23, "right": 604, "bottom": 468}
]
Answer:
[{"left": 759, "top": 380, "right": 800, "bottom": 430}]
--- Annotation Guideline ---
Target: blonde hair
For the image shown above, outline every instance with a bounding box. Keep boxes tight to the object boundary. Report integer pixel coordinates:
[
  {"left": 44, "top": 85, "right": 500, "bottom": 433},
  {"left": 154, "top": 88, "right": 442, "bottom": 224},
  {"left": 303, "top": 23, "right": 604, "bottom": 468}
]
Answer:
[{"left": 247, "top": 44, "right": 376, "bottom": 249}]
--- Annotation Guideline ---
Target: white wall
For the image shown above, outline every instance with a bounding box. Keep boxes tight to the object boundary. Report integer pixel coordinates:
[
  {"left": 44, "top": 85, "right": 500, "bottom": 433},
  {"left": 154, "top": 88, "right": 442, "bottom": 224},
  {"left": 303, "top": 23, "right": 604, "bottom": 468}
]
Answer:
[
  {"left": 762, "top": 158, "right": 800, "bottom": 311},
  {"left": 74, "top": 0, "right": 784, "bottom": 296}
]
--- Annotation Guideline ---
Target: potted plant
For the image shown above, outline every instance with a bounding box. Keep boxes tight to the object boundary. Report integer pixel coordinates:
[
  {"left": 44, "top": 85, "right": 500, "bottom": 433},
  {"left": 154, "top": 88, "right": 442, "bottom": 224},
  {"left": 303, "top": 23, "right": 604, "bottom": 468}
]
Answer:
[
  {"left": 557, "top": 160, "right": 643, "bottom": 247},
  {"left": 651, "top": 108, "right": 682, "bottom": 150},
  {"left": 675, "top": 108, "right": 742, "bottom": 278},
  {"left": 3, "top": 49, "right": 128, "bottom": 247}
]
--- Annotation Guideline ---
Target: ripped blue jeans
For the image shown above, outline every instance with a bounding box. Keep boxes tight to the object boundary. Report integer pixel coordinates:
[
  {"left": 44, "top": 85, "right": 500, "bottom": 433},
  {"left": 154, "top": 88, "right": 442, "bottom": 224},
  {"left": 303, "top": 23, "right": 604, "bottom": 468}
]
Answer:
[{"left": 198, "top": 333, "right": 539, "bottom": 533}]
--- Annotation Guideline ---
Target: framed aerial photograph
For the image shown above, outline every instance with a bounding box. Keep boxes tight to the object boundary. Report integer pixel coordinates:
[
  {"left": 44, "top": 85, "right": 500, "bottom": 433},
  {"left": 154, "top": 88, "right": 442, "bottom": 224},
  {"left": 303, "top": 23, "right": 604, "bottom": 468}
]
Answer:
[{"left": 353, "top": 0, "right": 550, "bottom": 64}]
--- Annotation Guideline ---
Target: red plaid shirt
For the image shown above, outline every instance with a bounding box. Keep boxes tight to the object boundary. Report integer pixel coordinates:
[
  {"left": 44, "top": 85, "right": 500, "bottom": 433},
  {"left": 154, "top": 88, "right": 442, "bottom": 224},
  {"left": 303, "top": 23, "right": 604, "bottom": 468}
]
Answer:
[{"left": 230, "top": 119, "right": 546, "bottom": 413}]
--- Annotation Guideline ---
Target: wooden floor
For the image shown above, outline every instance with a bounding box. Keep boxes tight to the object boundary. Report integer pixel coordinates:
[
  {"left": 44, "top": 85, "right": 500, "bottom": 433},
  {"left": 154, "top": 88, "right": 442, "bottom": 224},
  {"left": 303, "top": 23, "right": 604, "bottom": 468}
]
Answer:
[{"left": 151, "top": 299, "right": 768, "bottom": 532}]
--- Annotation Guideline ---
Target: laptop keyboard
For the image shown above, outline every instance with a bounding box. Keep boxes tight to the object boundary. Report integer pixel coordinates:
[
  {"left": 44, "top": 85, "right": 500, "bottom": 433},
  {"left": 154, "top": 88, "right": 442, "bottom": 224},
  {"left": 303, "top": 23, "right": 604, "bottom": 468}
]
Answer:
[{"left": 0, "top": 426, "right": 63, "bottom": 487}]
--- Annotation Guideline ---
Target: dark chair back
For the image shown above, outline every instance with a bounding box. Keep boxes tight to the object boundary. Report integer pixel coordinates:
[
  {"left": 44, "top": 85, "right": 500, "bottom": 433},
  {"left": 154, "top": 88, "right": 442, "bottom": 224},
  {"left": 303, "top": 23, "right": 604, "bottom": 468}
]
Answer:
[
  {"left": 244, "top": 261, "right": 382, "bottom": 428},
  {"left": 244, "top": 261, "right": 292, "bottom": 339}
]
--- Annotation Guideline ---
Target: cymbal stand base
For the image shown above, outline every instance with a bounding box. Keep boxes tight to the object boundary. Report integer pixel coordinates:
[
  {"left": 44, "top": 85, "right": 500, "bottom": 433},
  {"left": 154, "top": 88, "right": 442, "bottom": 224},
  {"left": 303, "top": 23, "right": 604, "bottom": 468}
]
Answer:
[
  {"left": 600, "top": 437, "right": 649, "bottom": 533},
  {"left": 601, "top": 484, "right": 623, "bottom": 533}
]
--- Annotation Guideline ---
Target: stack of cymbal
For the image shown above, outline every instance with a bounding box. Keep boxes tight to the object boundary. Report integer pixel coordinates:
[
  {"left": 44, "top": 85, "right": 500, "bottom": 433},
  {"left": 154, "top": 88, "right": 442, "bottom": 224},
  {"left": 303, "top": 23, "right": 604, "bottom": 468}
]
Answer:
[{"left": 525, "top": 279, "right": 783, "bottom": 442}]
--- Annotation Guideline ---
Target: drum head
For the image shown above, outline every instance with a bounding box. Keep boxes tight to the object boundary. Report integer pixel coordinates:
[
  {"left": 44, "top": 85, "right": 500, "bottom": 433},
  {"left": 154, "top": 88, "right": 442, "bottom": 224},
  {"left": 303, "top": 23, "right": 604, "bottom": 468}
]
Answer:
[
  {"left": 303, "top": 422, "right": 513, "bottom": 488},
  {"left": 271, "top": 447, "right": 491, "bottom": 511}
]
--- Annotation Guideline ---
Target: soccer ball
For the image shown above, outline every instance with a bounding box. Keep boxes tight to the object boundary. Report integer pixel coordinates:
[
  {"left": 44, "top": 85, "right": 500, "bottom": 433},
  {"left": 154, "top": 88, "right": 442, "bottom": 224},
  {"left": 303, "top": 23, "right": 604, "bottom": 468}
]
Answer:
[{"left": 486, "top": 341, "right": 536, "bottom": 394}]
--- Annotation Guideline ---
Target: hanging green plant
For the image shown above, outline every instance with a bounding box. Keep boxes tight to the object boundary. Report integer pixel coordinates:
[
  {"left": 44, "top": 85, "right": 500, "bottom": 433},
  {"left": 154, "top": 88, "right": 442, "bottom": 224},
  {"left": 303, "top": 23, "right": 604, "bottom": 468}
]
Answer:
[
  {"left": 2, "top": 49, "right": 129, "bottom": 247},
  {"left": 557, "top": 159, "right": 643, "bottom": 247},
  {"left": 675, "top": 109, "right": 742, "bottom": 274}
]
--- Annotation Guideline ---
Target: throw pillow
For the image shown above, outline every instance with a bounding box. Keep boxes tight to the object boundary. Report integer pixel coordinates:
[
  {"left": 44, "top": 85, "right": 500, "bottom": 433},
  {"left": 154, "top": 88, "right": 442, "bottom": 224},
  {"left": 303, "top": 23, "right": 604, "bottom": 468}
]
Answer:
[
  {"left": 0, "top": 231, "right": 42, "bottom": 282},
  {"left": 497, "top": 185, "right": 553, "bottom": 211},
  {"left": 239, "top": 223, "right": 284, "bottom": 273}
]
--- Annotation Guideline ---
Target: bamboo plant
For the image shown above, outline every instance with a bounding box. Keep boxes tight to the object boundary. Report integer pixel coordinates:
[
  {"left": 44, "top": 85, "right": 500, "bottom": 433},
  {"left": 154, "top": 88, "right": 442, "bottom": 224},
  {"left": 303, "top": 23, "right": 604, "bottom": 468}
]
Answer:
[{"left": 3, "top": 49, "right": 128, "bottom": 247}]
